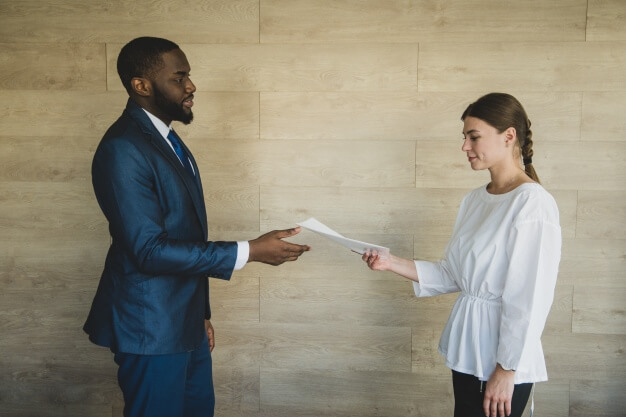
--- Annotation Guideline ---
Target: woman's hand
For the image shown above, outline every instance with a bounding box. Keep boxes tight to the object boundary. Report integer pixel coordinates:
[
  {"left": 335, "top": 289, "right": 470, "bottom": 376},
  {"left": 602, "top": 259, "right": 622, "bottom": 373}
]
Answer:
[
  {"left": 483, "top": 364, "right": 515, "bottom": 417},
  {"left": 361, "top": 251, "right": 420, "bottom": 282},
  {"left": 362, "top": 250, "right": 392, "bottom": 271},
  {"left": 205, "top": 319, "right": 215, "bottom": 352}
]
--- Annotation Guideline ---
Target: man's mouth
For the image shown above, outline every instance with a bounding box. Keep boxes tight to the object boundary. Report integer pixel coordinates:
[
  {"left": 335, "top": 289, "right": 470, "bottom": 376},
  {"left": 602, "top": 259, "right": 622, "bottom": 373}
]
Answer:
[{"left": 183, "top": 95, "right": 194, "bottom": 108}]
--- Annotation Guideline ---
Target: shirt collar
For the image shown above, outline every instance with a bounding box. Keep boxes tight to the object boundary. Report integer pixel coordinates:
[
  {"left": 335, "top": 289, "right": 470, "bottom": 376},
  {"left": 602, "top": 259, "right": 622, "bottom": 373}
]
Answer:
[{"left": 142, "top": 108, "right": 172, "bottom": 139}]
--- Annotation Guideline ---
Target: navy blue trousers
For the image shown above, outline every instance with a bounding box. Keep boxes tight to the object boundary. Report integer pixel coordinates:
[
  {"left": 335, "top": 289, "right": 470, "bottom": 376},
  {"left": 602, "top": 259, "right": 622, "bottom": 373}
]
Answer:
[{"left": 114, "top": 339, "right": 214, "bottom": 417}]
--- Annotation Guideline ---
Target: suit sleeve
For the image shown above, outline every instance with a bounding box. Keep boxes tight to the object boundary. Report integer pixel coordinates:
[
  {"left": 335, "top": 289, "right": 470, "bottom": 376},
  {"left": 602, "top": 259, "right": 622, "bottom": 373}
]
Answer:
[{"left": 92, "top": 136, "right": 237, "bottom": 279}]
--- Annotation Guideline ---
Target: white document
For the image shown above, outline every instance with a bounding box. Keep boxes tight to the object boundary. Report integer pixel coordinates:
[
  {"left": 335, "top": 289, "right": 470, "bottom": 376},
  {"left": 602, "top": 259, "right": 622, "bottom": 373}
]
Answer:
[{"left": 297, "top": 217, "right": 389, "bottom": 256}]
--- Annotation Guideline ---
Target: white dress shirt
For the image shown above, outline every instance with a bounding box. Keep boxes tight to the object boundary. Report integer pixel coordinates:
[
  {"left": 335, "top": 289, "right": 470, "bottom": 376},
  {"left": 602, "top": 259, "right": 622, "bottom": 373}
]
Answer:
[
  {"left": 413, "top": 183, "right": 561, "bottom": 383},
  {"left": 143, "top": 109, "right": 249, "bottom": 270}
]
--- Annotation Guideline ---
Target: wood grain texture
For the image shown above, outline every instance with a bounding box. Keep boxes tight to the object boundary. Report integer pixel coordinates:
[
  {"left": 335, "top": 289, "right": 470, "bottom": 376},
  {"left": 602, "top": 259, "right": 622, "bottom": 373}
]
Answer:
[
  {"left": 210, "top": 322, "right": 411, "bottom": 372},
  {"left": 559, "top": 238, "right": 626, "bottom": 286},
  {"left": 582, "top": 92, "right": 626, "bottom": 141},
  {"left": 192, "top": 139, "right": 416, "bottom": 188},
  {"left": 260, "top": 368, "right": 454, "bottom": 416},
  {"left": 419, "top": 41, "right": 626, "bottom": 92},
  {"left": 576, "top": 190, "right": 626, "bottom": 239},
  {"left": 0, "top": 43, "right": 106, "bottom": 90},
  {"left": 260, "top": 186, "right": 467, "bottom": 236},
  {"left": 261, "top": 91, "right": 582, "bottom": 141},
  {"left": 0, "top": 0, "right": 259, "bottom": 43},
  {"left": 1, "top": 0, "right": 625, "bottom": 414},
  {"left": 572, "top": 285, "right": 626, "bottom": 335},
  {"left": 569, "top": 379, "right": 626, "bottom": 417},
  {"left": 587, "top": 0, "right": 626, "bottom": 41},
  {"left": 108, "top": 43, "right": 417, "bottom": 92},
  {"left": 261, "top": 0, "right": 587, "bottom": 43}
]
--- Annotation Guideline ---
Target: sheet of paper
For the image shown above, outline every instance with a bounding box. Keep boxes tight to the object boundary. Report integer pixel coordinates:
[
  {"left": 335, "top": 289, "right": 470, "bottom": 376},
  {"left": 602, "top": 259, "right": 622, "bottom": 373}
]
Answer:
[{"left": 297, "top": 217, "right": 389, "bottom": 256}]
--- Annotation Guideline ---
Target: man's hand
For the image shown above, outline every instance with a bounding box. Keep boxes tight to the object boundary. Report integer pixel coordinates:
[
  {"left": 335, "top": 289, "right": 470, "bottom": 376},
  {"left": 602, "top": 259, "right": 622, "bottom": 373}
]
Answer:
[
  {"left": 205, "top": 319, "right": 215, "bottom": 352},
  {"left": 248, "top": 227, "right": 310, "bottom": 266},
  {"left": 483, "top": 364, "right": 515, "bottom": 417}
]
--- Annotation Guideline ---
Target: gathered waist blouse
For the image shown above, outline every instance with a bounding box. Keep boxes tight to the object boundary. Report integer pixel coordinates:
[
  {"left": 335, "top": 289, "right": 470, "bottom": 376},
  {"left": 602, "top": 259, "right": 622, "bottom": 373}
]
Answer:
[{"left": 413, "top": 183, "right": 561, "bottom": 383}]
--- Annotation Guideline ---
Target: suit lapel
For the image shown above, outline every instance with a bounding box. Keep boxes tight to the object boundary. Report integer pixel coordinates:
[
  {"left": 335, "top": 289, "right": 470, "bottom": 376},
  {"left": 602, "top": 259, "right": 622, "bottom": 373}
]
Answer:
[{"left": 124, "top": 100, "right": 209, "bottom": 239}]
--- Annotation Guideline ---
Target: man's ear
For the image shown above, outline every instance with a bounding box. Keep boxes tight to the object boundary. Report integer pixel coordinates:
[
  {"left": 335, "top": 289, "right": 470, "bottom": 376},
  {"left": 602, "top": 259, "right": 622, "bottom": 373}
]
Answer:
[{"left": 130, "top": 77, "right": 151, "bottom": 97}]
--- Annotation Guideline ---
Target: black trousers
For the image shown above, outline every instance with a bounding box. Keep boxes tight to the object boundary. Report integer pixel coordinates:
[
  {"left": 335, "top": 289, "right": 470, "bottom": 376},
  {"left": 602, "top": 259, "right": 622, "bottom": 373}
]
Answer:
[{"left": 452, "top": 370, "right": 532, "bottom": 417}]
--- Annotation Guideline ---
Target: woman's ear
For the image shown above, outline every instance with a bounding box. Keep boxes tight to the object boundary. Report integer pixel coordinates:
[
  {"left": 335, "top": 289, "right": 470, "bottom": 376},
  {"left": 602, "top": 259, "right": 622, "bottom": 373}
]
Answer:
[
  {"left": 130, "top": 77, "right": 151, "bottom": 97},
  {"left": 504, "top": 127, "right": 517, "bottom": 146}
]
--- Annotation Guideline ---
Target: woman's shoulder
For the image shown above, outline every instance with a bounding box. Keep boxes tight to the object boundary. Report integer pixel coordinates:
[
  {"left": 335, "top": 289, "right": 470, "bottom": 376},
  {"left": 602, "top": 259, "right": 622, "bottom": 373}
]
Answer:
[{"left": 512, "top": 183, "right": 560, "bottom": 225}]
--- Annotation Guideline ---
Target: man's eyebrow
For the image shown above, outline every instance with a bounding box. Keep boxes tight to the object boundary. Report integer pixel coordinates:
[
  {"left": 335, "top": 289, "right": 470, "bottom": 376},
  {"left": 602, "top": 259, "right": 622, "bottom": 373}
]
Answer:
[{"left": 173, "top": 70, "right": 189, "bottom": 76}]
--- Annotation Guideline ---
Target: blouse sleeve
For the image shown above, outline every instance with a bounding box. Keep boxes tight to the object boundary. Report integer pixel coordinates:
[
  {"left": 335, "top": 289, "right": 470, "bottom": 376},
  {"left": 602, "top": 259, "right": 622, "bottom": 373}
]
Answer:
[
  {"left": 413, "top": 259, "right": 461, "bottom": 297},
  {"left": 496, "top": 217, "right": 562, "bottom": 371}
]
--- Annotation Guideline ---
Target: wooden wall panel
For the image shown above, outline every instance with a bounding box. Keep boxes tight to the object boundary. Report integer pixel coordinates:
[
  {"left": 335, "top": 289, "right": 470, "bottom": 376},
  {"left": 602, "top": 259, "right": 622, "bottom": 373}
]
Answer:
[
  {"left": 576, "top": 191, "right": 626, "bottom": 239},
  {"left": 261, "top": 92, "right": 583, "bottom": 141},
  {"left": 2, "top": 1, "right": 625, "bottom": 415},
  {"left": 572, "top": 286, "right": 626, "bottom": 335},
  {"left": 0, "top": 0, "right": 259, "bottom": 43},
  {"left": 419, "top": 41, "right": 626, "bottom": 92},
  {"left": 194, "top": 139, "right": 415, "bottom": 187},
  {"left": 108, "top": 43, "right": 418, "bottom": 92},
  {"left": 582, "top": 92, "right": 626, "bottom": 141},
  {"left": 261, "top": 0, "right": 587, "bottom": 43},
  {"left": 0, "top": 43, "right": 106, "bottom": 91},
  {"left": 587, "top": 0, "right": 626, "bottom": 41}
]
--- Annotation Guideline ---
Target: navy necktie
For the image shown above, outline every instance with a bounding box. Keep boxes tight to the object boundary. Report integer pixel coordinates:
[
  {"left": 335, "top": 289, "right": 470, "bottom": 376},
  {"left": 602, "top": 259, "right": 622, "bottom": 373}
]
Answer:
[{"left": 167, "top": 130, "right": 195, "bottom": 177}]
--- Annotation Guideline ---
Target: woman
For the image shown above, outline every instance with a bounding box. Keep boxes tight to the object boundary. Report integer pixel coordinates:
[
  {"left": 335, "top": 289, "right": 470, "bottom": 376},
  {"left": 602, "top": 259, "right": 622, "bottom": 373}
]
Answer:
[{"left": 362, "top": 93, "right": 561, "bottom": 417}]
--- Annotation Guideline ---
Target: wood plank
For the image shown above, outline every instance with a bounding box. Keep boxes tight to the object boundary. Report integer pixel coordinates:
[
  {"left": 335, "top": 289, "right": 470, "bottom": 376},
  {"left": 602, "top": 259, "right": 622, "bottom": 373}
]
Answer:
[
  {"left": 559, "top": 238, "right": 626, "bottom": 286},
  {"left": 0, "top": 404, "right": 112, "bottom": 417},
  {"left": 522, "top": 379, "right": 570, "bottom": 417},
  {"left": 418, "top": 41, "right": 626, "bottom": 92},
  {"left": 260, "top": 368, "right": 454, "bottom": 416},
  {"left": 260, "top": 0, "right": 586, "bottom": 43},
  {"left": 0, "top": 136, "right": 98, "bottom": 183},
  {"left": 587, "top": 0, "right": 626, "bottom": 41},
  {"left": 213, "top": 365, "right": 260, "bottom": 414},
  {"left": 0, "top": 0, "right": 259, "bottom": 43},
  {"left": 0, "top": 43, "right": 105, "bottom": 90},
  {"left": 202, "top": 181, "right": 260, "bottom": 232},
  {"left": 543, "top": 333, "right": 625, "bottom": 380},
  {"left": 573, "top": 285, "right": 626, "bottom": 335},
  {"left": 570, "top": 379, "right": 626, "bottom": 417},
  {"left": 260, "top": 186, "right": 466, "bottom": 236},
  {"left": 576, "top": 191, "right": 626, "bottom": 239},
  {"left": 536, "top": 141, "right": 626, "bottom": 191},
  {"left": 0, "top": 181, "right": 107, "bottom": 241},
  {"left": 193, "top": 139, "right": 415, "bottom": 188},
  {"left": 582, "top": 92, "right": 626, "bottom": 141},
  {"left": 0, "top": 238, "right": 108, "bottom": 290},
  {"left": 210, "top": 322, "right": 412, "bottom": 372},
  {"left": 210, "top": 275, "right": 260, "bottom": 322},
  {"left": 260, "top": 92, "right": 581, "bottom": 141},
  {"left": 261, "top": 276, "right": 455, "bottom": 328},
  {"left": 0, "top": 91, "right": 258, "bottom": 139},
  {"left": 108, "top": 43, "right": 417, "bottom": 92}
]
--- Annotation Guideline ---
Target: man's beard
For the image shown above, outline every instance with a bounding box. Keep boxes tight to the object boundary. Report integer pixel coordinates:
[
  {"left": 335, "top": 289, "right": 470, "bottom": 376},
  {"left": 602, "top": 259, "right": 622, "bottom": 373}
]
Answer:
[{"left": 153, "top": 84, "right": 194, "bottom": 125}]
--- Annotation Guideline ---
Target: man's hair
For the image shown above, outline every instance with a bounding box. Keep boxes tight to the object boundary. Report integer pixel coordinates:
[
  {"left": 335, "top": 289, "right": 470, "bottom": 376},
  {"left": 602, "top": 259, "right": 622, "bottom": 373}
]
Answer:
[{"left": 117, "top": 37, "right": 180, "bottom": 94}]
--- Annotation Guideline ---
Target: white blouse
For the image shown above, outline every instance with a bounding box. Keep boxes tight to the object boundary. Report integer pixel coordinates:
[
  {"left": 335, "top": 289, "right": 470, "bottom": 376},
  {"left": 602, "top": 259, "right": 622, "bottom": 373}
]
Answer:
[{"left": 413, "top": 183, "right": 561, "bottom": 383}]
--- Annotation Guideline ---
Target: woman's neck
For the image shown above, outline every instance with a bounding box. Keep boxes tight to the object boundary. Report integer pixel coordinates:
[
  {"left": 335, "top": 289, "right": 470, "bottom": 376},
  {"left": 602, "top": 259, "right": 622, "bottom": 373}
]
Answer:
[{"left": 487, "top": 164, "right": 531, "bottom": 195}]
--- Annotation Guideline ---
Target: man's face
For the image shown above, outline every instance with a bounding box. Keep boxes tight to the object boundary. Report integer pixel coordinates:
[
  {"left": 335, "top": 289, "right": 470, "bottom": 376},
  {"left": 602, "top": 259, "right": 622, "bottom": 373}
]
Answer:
[{"left": 149, "top": 49, "right": 196, "bottom": 125}]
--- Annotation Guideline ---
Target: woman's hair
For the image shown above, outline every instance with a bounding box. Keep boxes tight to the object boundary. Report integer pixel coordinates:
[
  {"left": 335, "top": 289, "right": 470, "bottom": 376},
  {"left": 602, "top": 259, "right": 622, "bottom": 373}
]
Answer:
[
  {"left": 461, "top": 92, "right": 540, "bottom": 183},
  {"left": 117, "top": 37, "right": 180, "bottom": 95}
]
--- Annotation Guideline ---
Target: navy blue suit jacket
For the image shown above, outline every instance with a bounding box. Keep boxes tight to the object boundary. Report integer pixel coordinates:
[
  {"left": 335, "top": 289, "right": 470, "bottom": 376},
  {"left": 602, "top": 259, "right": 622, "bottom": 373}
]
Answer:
[{"left": 84, "top": 99, "right": 237, "bottom": 355}]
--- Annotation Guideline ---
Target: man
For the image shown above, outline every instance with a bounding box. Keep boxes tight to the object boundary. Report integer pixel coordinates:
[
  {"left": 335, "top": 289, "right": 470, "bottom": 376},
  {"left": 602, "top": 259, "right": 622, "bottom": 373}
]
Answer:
[{"left": 83, "top": 37, "right": 310, "bottom": 417}]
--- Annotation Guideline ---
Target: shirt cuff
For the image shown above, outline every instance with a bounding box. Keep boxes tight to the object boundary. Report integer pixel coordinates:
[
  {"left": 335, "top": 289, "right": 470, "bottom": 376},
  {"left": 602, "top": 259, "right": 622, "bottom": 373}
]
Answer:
[{"left": 234, "top": 241, "right": 249, "bottom": 270}]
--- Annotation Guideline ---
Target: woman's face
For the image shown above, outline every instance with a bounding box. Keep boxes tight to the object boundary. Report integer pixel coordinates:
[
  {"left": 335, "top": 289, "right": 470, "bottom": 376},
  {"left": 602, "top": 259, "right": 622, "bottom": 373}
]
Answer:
[{"left": 461, "top": 116, "right": 514, "bottom": 171}]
